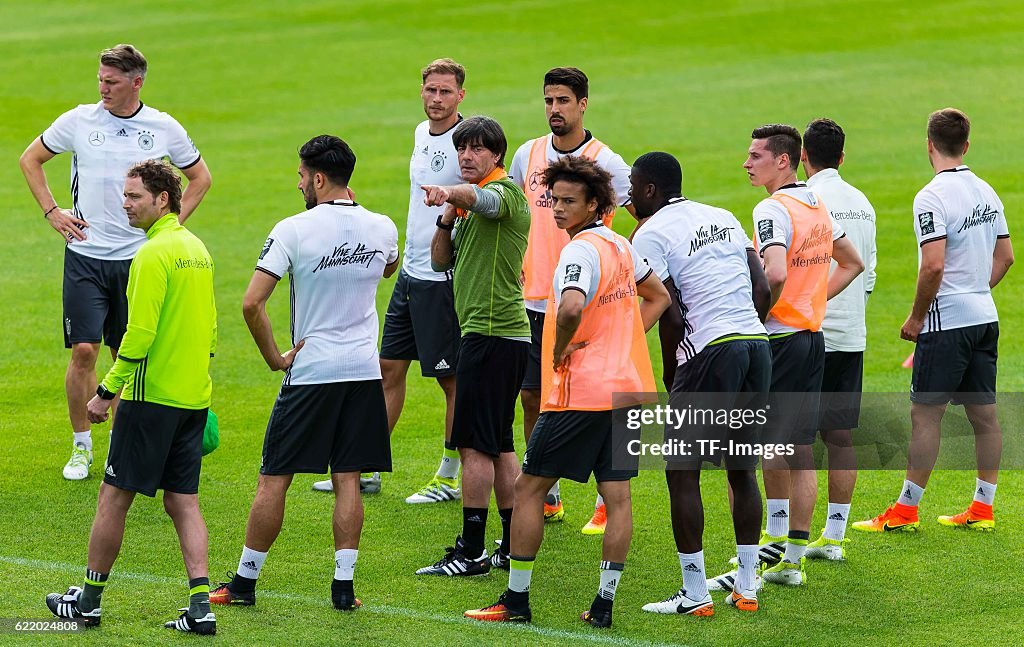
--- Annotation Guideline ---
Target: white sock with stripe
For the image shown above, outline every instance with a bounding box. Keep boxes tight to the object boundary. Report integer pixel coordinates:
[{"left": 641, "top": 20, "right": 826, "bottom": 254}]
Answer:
[
  {"left": 897, "top": 480, "right": 924, "bottom": 507},
  {"left": 823, "top": 502, "right": 851, "bottom": 540},
  {"left": 679, "top": 551, "right": 708, "bottom": 599},
  {"left": 237, "top": 546, "right": 268, "bottom": 580},
  {"left": 766, "top": 499, "right": 789, "bottom": 537},
  {"left": 973, "top": 478, "right": 996, "bottom": 506},
  {"left": 334, "top": 549, "right": 357, "bottom": 581}
]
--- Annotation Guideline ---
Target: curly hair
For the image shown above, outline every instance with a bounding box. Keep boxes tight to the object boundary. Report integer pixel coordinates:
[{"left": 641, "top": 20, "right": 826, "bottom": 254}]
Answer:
[{"left": 542, "top": 155, "right": 616, "bottom": 217}]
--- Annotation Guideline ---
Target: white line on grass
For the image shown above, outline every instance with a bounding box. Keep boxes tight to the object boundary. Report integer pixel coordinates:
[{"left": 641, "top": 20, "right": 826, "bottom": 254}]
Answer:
[{"left": 1, "top": 555, "right": 681, "bottom": 647}]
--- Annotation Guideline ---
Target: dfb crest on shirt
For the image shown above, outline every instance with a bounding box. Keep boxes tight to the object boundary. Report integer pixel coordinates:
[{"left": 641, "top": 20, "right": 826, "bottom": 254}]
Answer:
[
  {"left": 918, "top": 211, "right": 935, "bottom": 235},
  {"left": 758, "top": 220, "right": 774, "bottom": 243},
  {"left": 564, "top": 263, "right": 582, "bottom": 283},
  {"left": 137, "top": 130, "right": 154, "bottom": 151},
  {"left": 431, "top": 151, "right": 447, "bottom": 172},
  {"left": 260, "top": 238, "right": 274, "bottom": 260}
]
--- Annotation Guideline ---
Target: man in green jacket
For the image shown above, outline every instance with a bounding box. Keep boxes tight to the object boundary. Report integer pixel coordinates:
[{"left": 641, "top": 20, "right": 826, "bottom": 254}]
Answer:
[
  {"left": 45, "top": 160, "right": 218, "bottom": 635},
  {"left": 416, "top": 116, "right": 531, "bottom": 577}
]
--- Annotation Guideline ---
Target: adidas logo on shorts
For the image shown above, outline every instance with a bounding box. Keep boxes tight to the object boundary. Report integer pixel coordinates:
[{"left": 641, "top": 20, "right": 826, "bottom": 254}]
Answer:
[
  {"left": 434, "top": 359, "right": 450, "bottom": 371},
  {"left": 105, "top": 465, "right": 116, "bottom": 478},
  {"left": 771, "top": 510, "right": 789, "bottom": 518}
]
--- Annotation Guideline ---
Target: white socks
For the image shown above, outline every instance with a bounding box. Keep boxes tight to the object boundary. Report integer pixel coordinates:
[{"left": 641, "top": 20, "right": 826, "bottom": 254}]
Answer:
[
  {"left": 334, "top": 549, "right": 357, "bottom": 581},
  {"left": 547, "top": 481, "right": 560, "bottom": 501},
  {"left": 973, "top": 478, "right": 996, "bottom": 506},
  {"left": 73, "top": 431, "right": 92, "bottom": 451},
  {"left": 823, "top": 502, "right": 852, "bottom": 541},
  {"left": 897, "top": 480, "right": 925, "bottom": 507},
  {"left": 735, "top": 545, "right": 758, "bottom": 592},
  {"left": 766, "top": 499, "right": 789, "bottom": 537},
  {"left": 679, "top": 551, "right": 708, "bottom": 599},
  {"left": 237, "top": 546, "right": 268, "bottom": 580}
]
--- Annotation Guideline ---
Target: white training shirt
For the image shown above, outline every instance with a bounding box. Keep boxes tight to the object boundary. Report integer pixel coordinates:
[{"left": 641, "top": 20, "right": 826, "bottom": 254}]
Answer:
[
  {"left": 634, "top": 197, "right": 767, "bottom": 366},
  {"left": 256, "top": 200, "right": 399, "bottom": 386},
  {"left": 913, "top": 165, "right": 1008, "bottom": 332},
  {"left": 806, "top": 169, "right": 877, "bottom": 352},
  {"left": 403, "top": 118, "right": 463, "bottom": 281},
  {"left": 41, "top": 101, "right": 201, "bottom": 261},
  {"left": 552, "top": 224, "right": 651, "bottom": 306},
  {"left": 509, "top": 132, "right": 633, "bottom": 313},
  {"left": 752, "top": 183, "right": 847, "bottom": 335}
]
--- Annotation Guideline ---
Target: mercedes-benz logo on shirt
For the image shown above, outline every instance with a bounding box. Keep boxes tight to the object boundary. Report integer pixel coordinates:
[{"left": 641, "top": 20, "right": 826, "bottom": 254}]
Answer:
[
  {"left": 138, "top": 131, "right": 154, "bottom": 151},
  {"left": 89, "top": 131, "right": 105, "bottom": 146}
]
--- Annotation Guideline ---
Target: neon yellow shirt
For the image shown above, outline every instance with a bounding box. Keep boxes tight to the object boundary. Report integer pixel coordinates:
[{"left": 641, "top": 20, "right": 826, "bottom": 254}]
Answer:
[{"left": 100, "top": 214, "right": 216, "bottom": 409}]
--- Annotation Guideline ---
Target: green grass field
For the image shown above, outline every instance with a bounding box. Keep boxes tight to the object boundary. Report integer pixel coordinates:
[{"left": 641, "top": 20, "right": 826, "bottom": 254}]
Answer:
[{"left": 2, "top": 1, "right": 1023, "bottom": 644}]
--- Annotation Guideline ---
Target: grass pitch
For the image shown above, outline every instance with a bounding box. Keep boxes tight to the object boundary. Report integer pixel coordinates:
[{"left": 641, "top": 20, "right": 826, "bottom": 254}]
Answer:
[{"left": 1, "top": 1, "right": 1023, "bottom": 644}]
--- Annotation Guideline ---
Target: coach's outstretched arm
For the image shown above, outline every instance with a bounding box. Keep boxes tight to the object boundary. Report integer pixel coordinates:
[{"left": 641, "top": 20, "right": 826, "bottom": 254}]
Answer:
[
  {"left": 242, "top": 270, "right": 305, "bottom": 371},
  {"left": 20, "top": 138, "right": 89, "bottom": 241},
  {"left": 827, "top": 236, "right": 865, "bottom": 300}
]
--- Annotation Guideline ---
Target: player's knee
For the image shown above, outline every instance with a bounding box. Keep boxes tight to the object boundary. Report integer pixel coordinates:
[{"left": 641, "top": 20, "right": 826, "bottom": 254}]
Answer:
[
  {"left": 436, "top": 374, "right": 456, "bottom": 397},
  {"left": 69, "top": 343, "right": 100, "bottom": 370},
  {"left": 162, "top": 492, "right": 197, "bottom": 518},
  {"left": 380, "top": 359, "right": 409, "bottom": 386}
]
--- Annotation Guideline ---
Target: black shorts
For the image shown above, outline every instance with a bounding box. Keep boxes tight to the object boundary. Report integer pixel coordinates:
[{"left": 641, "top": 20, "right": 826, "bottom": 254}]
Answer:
[
  {"left": 911, "top": 323, "right": 998, "bottom": 405},
  {"left": 260, "top": 380, "right": 392, "bottom": 475},
  {"left": 451, "top": 334, "right": 529, "bottom": 456},
  {"left": 819, "top": 351, "right": 864, "bottom": 431},
  {"left": 668, "top": 337, "right": 771, "bottom": 468},
  {"left": 63, "top": 248, "right": 131, "bottom": 349},
  {"left": 104, "top": 400, "right": 207, "bottom": 497},
  {"left": 764, "top": 330, "right": 825, "bottom": 446},
  {"left": 379, "top": 270, "right": 460, "bottom": 377},
  {"left": 523, "top": 410, "right": 638, "bottom": 483},
  {"left": 520, "top": 310, "right": 545, "bottom": 390}
]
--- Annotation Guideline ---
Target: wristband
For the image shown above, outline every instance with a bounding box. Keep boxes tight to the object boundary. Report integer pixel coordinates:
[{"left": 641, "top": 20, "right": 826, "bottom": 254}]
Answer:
[
  {"left": 44, "top": 205, "right": 59, "bottom": 219},
  {"left": 96, "top": 385, "right": 116, "bottom": 400},
  {"left": 436, "top": 214, "right": 454, "bottom": 231}
]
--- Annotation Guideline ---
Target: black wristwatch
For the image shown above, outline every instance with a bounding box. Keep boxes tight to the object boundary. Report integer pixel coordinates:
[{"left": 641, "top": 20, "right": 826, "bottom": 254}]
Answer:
[
  {"left": 436, "top": 214, "right": 454, "bottom": 231},
  {"left": 96, "top": 385, "right": 116, "bottom": 400}
]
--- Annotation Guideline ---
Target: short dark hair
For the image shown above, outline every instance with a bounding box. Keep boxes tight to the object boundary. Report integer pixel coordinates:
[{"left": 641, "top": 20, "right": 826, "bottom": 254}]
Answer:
[
  {"left": 803, "top": 118, "right": 845, "bottom": 170},
  {"left": 452, "top": 116, "right": 508, "bottom": 167},
  {"left": 542, "top": 156, "right": 616, "bottom": 217},
  {"left": 928, "top": 108, "right": 970, "bottom": 157},
  {"left": 100, "top": 44, "right": 147, "bottom": 79},
  {"left": 632, "top": 152, "right": 682, "bottom": 195},
  {"left": 126, "top": 159, "right": 182, "bottom": 214},
  {"left": 421, "top": 58, "right": 466, "bottom": 88},
  {"left": 299, "top": 135, "right": 356, "bottom": 186},
  {"left": 544, "top": 67, "right": 589, "bottom": 100},
  {"left": 751, "top": 124, "right": 802, "bottom": 170}
]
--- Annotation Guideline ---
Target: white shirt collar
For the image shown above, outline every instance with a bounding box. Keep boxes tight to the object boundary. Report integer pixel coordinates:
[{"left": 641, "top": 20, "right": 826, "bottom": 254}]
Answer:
[{"left": 805, "top": 168, "right": 840, "bottom": 187}]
